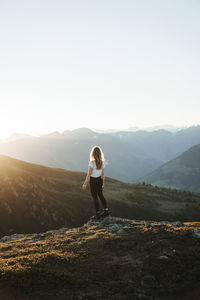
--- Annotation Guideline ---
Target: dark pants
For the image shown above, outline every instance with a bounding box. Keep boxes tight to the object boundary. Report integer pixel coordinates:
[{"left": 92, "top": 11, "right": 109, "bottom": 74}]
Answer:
[{"left": 89, "top": 176, "right": 108, "bottom": 212}]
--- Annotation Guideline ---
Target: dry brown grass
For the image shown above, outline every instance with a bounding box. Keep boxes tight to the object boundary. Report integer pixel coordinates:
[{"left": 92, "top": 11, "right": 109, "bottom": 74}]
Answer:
[{"left": 0, "top": 217, "right": 200, "bottom": 299}]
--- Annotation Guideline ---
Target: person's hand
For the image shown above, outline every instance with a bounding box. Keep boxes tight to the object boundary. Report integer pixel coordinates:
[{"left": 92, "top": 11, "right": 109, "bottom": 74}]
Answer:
[
  {"left": 102, "top": 184, "right": 104, "bottom": 189},
  {"left": 82, "top": 183, "right": 87, "bottom": 190}
]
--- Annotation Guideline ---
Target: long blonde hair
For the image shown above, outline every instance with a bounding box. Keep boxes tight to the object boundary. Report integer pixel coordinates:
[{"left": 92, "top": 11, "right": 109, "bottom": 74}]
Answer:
[{"left": 90, "top": 146, "right": 105, "bottom": 170}]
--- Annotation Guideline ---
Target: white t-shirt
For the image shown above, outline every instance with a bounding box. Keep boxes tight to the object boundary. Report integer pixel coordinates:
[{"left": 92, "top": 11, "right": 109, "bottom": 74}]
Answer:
[{"left": 88, "top": 160, "right": 105, "bottom": 178}]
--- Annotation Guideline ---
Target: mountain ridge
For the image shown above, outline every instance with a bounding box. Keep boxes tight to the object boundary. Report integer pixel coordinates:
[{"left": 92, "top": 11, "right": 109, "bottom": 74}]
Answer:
[
  {"left": 1, "top": 125, "right": 200, "bottom": 182},
  {"left": 141, "top": 144, "right": 200, "bottom": 192}
]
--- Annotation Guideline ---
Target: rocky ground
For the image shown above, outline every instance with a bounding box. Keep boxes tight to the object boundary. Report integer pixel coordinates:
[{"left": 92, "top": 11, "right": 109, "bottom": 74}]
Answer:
[{"left": 0, "top": 216, "right": 200, "bottom": 300}]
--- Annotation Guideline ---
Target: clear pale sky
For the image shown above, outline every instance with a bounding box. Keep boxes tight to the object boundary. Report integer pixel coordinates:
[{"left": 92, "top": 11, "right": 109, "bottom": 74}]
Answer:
[{"left": 0, "top": 0, "right": 199, "bottom": 138}]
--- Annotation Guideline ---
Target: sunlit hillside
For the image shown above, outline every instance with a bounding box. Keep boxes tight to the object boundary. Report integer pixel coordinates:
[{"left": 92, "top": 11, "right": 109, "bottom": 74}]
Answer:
[{"left": 0, "top": 155, "right": 200, "bottom": 237}]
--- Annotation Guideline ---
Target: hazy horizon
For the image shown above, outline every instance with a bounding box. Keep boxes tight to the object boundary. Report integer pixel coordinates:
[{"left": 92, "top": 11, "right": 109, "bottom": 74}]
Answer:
[
  {"left": 1, "top": 0, "right": 199, "bottom": 139},
  {"left": 0, "top": 123, "right": 199, "bottom": 140}
]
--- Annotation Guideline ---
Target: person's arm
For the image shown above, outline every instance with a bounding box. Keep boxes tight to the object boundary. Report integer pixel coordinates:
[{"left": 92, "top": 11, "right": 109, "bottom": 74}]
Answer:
[{"left": 82, "top": 166, "right": 93, "bottom": 189}]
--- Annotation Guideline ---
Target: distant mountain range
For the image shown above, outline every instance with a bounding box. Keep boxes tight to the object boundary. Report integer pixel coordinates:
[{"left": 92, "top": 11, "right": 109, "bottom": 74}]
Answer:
[
  {"left": 1, "top": 126, "right": 200, "bottom": 183},
  {"left": 140, "top": 144, "right": 200, "bottom": 193},
  {"left": 0, "top": 155, "right": 199, "bottom": 237},
  {"left": 96, "top": 124, "right": 187, "bottom": 133},
  {"left": 141, "top": 124, "right": 187, "bottom": 132}
]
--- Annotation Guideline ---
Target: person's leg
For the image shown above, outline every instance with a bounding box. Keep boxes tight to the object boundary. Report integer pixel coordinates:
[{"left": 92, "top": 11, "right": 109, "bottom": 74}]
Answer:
[
  {"left": 89, "top": 177, "right": 100, "bottom": 212},
  {"left": 96, "top": 177, "right": 108, "bottom": 209}
]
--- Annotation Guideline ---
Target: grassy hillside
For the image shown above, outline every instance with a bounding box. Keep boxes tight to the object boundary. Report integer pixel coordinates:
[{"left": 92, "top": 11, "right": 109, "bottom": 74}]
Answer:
[
  {"left": 0, "top": 216, "right": 200, "bottom": 299},
  {"left": 0, "top": 155, "right": 200, "bottom": 237},
  {"left": 141, "top": 144, "right": 200, "bottom": 192}
]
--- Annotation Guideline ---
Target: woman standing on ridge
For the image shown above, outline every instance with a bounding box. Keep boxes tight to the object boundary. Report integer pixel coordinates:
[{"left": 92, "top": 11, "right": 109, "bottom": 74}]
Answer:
[{"left": 82, "top": 146, "right": 110, "bottom": 219}]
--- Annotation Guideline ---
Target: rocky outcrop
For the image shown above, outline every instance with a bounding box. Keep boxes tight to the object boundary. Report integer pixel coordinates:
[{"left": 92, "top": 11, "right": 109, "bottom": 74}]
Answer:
[
  {"left": 1, "top": 216, "right": 200, "bottom": 243},
  {"left": 0, "top": 216, "right": 200, "bottom": 300}
]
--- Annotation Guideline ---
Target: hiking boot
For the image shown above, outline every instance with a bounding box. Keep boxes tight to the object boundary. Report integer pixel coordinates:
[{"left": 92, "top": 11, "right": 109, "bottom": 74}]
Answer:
[
  {"left": 91, "top": 211, "right": 101, "bottom": 220},
  {"left": 100, "top": 208, "right": 110, "bottom": 218}
]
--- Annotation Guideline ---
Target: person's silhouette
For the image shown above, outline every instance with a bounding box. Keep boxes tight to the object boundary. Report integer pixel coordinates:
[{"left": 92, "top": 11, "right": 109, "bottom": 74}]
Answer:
[{"left": 82, "top": 145, "right": 110, "bottom": 219}]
